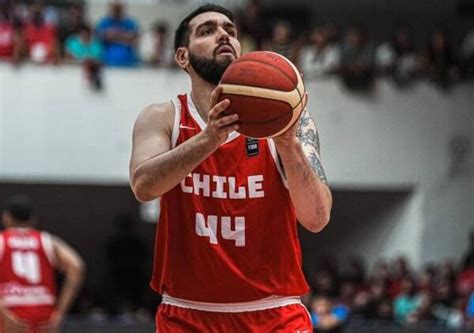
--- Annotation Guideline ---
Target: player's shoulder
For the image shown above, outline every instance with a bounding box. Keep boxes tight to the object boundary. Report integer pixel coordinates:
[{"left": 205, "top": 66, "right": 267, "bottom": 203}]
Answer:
[{"left": 135, "top": 101, "right": 175, "bottom": 131}]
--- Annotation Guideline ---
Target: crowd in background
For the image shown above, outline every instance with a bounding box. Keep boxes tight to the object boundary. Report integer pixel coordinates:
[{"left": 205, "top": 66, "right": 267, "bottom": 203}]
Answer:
[
  {"left": 70, "top": 219, "right": 474, "bottom": 331},
  {"left": 1, "top": 0, "right": 474, "bottom": 92}
]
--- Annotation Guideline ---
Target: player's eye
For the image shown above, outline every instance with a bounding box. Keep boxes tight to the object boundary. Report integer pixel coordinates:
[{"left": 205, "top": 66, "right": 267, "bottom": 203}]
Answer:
[
  {"left": 226, "top": 29, "right": 236, "bottom": 37},
  {"left": 200, "top": 28, "right": 212, "bottom": 36}
]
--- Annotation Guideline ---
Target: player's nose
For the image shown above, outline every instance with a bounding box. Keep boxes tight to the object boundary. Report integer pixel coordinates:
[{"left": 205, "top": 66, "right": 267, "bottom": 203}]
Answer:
[{"left": 216, "top": 27, "right": 230, "bottom": 43}]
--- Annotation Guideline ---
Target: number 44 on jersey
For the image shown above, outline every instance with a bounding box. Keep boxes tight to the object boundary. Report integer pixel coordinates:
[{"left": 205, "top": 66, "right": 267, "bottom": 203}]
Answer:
[{"left": 195, "top": 213, "right": 245, "bottom": 247}]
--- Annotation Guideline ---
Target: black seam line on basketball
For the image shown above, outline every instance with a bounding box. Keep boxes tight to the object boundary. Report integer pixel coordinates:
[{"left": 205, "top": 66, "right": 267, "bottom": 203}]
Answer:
[{"left": 226, "top": 58, "right": 297, "bottom": 87}]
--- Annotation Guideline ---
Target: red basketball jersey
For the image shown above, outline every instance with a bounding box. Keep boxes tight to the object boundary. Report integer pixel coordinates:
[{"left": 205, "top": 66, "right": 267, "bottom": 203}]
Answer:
[
  {"left": 150, "top": 94, "right": 310, "bottom": 303},
  {"left": 0, "top": 228, "right": 57, "bottom": 309}
]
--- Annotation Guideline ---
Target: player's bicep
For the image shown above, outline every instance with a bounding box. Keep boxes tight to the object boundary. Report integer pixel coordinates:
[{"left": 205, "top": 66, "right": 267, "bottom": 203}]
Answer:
[
  {"left": 129, "top": 103, "right": 173, "bottom": 176},
  {"left": 296, "top": 109, "right": 328, "bottom": 183},
  {"left": 51, "top": 236, "right": 84, "bottom": 273}
]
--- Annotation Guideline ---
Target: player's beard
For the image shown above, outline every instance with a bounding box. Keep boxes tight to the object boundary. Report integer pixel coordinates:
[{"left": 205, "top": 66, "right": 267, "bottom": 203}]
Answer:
[{"left": 189, "top": 52, "right": 232, "bottom": 86}]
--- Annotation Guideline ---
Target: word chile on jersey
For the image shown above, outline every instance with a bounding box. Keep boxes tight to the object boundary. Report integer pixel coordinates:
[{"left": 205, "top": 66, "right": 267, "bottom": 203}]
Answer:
[{"left": 150, "top": 94, "right": 310, "bottom": 303}]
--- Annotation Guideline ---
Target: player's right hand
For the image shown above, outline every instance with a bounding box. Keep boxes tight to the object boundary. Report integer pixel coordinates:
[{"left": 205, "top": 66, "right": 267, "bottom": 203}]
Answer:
[{"left": 201, "top": 86, "right": 239, "bottom": 147}]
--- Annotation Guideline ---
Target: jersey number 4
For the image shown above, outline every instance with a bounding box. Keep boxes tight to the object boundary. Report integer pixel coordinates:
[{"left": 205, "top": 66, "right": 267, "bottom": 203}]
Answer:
[
  {"left": 12, "top": 251, "right": 41, "bottom": 284},
  {"left": 195, "top": 213, "right": 245, "bottom": 247}
]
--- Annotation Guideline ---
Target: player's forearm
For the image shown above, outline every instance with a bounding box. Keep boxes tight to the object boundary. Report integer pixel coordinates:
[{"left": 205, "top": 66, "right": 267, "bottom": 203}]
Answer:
[
  {"left": 131, "top": 132, "right": 219, "bottom": 202},
  {"left": 55, "top": 263, "right": 85, "bottom": 317},
  {"left": 276, "top": 140, "right": 332, "bottom": 232}
]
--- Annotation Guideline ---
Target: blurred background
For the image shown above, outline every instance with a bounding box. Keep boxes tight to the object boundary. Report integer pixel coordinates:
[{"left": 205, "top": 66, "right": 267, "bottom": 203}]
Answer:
[{"left": 0, "top": 0, "right": 473, "bottom": 332}]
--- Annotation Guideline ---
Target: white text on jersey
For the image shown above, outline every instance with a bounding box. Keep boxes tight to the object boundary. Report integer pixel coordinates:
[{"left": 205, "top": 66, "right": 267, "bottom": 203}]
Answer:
[{"left": 181, "top": 174, "right": 264, "bottom": 199}]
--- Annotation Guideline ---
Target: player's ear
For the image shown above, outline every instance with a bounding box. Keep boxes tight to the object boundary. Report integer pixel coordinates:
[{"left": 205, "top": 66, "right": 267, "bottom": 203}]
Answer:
[{"left": 175, "top": 47, "right": 189, "bottom": 70}]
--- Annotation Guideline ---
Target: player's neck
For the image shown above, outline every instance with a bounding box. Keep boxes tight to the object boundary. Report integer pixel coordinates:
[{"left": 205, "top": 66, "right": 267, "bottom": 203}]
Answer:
[{"left": 190, "top": 77, "right": 215, "bottom": 123}]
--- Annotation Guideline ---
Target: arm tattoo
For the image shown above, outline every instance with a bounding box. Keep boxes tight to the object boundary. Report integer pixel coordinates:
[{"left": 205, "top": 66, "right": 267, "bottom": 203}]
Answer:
[{"left": 297, "top": 109, "right": 328, "bottom": 183}]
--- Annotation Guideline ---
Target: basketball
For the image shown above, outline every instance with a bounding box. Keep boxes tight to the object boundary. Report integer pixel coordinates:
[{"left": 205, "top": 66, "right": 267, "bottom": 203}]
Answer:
[{"left": 219, "top": 51, "right": 307, "bottom": 138}]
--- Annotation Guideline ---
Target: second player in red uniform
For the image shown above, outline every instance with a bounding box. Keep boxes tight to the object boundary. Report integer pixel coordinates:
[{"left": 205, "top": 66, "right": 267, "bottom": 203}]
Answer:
[{"left": 0, "top": 195, "right": 85, "bottom": 333}]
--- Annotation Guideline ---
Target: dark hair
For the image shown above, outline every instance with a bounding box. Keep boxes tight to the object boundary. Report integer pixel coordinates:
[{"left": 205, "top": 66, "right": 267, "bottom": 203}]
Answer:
[
  {"left": 174, "top": 3, "right": 234, "bottom": 52},
  {"left": 3, "top": 195, "right": 34, "bottom": 223},
  {"left": 78, "top": 23, "right": 92, "bottom": 34}
]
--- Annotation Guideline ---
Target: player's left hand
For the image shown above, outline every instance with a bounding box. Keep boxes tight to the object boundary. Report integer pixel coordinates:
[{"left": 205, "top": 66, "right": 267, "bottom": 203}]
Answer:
[
  {"left": 273, "top": 92, "right": 308, "bottom": 148},
  {"left": 37, "top": 310, "right": 63, "bottom": 333}
]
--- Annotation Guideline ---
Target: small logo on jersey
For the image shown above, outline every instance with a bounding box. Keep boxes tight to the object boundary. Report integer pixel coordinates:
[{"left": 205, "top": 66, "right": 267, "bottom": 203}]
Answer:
[
  {"left": 246, "top": 138, "right": 259, "bottom": 157},
  {"left": 179, "top": 124, "right": 196, "bottom": 130}
]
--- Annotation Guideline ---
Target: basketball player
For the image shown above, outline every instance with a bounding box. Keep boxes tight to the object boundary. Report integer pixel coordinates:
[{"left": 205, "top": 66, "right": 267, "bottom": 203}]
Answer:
[
  {"left": 129, "top": 4, "right": 332, "bottom": 332},
  {"left": 0, "top": 195, "right": 85, "bottom": 333}
]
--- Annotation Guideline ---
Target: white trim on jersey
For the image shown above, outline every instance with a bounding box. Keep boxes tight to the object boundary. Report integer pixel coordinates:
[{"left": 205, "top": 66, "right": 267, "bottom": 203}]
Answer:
[
  {"left": 161, "top": 293, "right": 303, "bottom": 313},
  {"left": 267, "top": 139, "right": 289, "bottom": 189},
  {"left": 40, "top": 232, "right": 56, "bottom": 266},
  {"left": 186, "top": 92, "right": 241, "bottom": 144},
  {"left": 170, "top": 98, "right": 181, "bottom": 149},
  {"left": 2, "top": 294, "right": 55, "bottom": 307}
]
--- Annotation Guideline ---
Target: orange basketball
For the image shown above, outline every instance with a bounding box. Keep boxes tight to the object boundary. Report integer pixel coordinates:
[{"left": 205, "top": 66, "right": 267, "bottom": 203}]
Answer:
[{"left": 219, "top": 51, "right": 306, "bottom": 138}]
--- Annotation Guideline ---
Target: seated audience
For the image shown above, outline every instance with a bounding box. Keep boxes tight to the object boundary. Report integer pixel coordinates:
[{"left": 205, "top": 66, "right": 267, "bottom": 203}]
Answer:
[
  {"left": 423, "top": 28, "right": 459, "bottom": 90},
  {"left": 23, "top": 3, "right": 59, "bottom": 64},
  {"left": 65, "top": 23, "right": 103, "bottom": 90},
  {"left": 96, "top": 1, "right": 139, "bottom": 67},
  {"left": 339, "top": 24, "right": 375, "bottom": 91},
  {"left": 310, "top": 296, "right": 350, "bottom": 332},
  {"left": 299, "top": 26, "right": 340, "bottom": 78},
  {"left": 139, "top": 21, "right": 172, "bottom": 67},
  {"left": 0, "top": 4, "right": 22, "bottom": 63},
  {"left": 376, "top": 27, "right": 419, "bottom": 87},
  {"left": 262, "top": 20, "right": 298, "bottom": 63}
]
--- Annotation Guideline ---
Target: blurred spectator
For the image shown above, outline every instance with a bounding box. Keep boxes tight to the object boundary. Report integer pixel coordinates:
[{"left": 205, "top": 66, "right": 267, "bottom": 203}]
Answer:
[
  {"left": 364, "top": 279, "right": 393, "bottom": 321},
  {"left": 393, "top": 276, "right": 418, "bottom": 323},
  {"left": 310, "top": 296, "right": 349, "bottom": 332},
  {"left": 376, "top": 27, "right": 419, "bottom": 87},
  {"left": 408, "top": 291, "right": 434, "bottom": 325},
  {"left": 423, "top": 28, "right": 459, "bottom": 90},
  {"left": 388, "top": 256, "right": 411, "bottom": 298},
  {"left": 23, "top": 3, "right": 59, "bottom": 64},
  {"left": 339, "top": 24, "right": 375, "bottom": 91},
  {"left": 460, "top": 28, "right": 474, "bottom": 78},
  {"left": 466, "top": 292, "right": 474, "bottom": 328},
  {"left": 369, "top": 260, "right": 391, "bottom": 284},
  {"left": 434, "top": 278, "right": 457, "bottom": 307},
  {"left": 238, "top": 0, "right": 265, "bottom": 49},
  {"left": 104, "top": 213, "right": 148, "bottom": 312},
  {"left": 0, "top": 4, "right": 22, "bottom": 63},
  {"left": 65, "top": 23, "right": 103, "bottom": 90},
  {"left": 418, "top": 264, "right": 436, "bottom": 292},
  {"left": 312, "top": 263, "right": 339, "bottom": 297},
  {"left": 96, "top": 1, "right": 139, "bottom": 67},
  {"left": 299, "top": 26, "right": 340, "bottom": 79},
  {"left": 263, "top": 20, "right": 298, "bottom": 63},
  {"left": 235, "top": 19, "right": 257, "bottom": 55},
  {"left": 139, "top": 21, "right": 172, "bottom": 67},
  {"left": 456, "top": 265, "right": 474, "bottom": 298},
  {"left": 324, "top": 22, "right": 341, "bottom": 45},
  {"left": 432, "top": 278, "right": 463, "bottom": 328},
  {"left": 462, "top": 229, "right": 474, "bottom": 269},
  {"left": 58, "top": 4, "right": 85, "bottom": 57}
]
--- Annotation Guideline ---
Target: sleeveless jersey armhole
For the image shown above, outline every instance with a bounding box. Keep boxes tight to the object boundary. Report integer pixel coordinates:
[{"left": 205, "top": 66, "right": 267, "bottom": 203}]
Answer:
[
  {"left": 40, "top": 232, "right": 56, "bottom": 266},
  {"left": 170, "top": 98, "right": 182, "bottom": 149},
  {"left": 267, "top": 139, "right": 289, "bottom": 189},
  {"left": 0, "top": 234, "right": 4, "bottom": 261}
]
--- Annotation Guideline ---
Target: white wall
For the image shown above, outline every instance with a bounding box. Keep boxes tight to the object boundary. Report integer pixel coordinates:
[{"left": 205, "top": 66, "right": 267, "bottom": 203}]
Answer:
[{"left": 0, "top": 63, "right": 472, "bottom": 267}]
